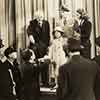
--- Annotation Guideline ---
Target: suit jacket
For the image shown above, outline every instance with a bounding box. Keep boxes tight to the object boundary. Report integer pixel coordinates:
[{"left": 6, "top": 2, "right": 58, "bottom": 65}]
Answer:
[
  {"left": 20, "top": 62, "right": 40, "bottom": 100},
  {"left": 0, "top": 60, "right": 15, "bottom": 100},
  {"left": 79, "top": 19, "right": 92, "bottom": 45},
  {"left": 27, "top": 19, "right": 50, "bottom": 58},
  {"left": 92, "top": 55, "right": 100, "bottom": 66},
  {"left": 92, "top": 55, "right": 100, "bottom": 100},
  {"left": 57, "top": 55, "right": 99, "bottom": 100}
]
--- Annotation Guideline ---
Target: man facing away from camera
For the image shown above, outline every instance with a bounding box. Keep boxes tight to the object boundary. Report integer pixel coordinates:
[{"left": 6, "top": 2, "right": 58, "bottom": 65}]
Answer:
[{"left": 57, "top": 38, "right": 100, "bottom": 100}]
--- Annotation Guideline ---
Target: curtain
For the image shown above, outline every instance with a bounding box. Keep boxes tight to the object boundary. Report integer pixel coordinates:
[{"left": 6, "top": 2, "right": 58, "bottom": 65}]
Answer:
[
  {"left": 0, "top": 0, "right": 99, "bottom": 57},
  {"left": 15, "top": 0, "right": 58, "bottom": 48},
  {"left": 94, "top": 0, "right": 100, "bottom": 37}
]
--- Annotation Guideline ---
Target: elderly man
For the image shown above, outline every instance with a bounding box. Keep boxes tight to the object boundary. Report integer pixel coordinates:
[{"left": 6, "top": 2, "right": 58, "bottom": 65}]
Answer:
[
  {"left": 27, "top": 10, "right": 50, "bottom": 59},
  {"left": 27, "top": 11, "right": 50, "bottom": 87}
]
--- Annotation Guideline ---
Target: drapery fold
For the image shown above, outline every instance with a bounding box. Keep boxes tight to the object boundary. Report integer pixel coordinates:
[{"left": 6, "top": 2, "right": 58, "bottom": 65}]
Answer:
[{"left": 0, "top": 0, "right": 99, "bottom": 56}]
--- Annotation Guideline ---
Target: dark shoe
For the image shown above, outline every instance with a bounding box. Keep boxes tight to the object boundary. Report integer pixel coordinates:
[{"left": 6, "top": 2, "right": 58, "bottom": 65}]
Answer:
[{"left": 49, "top": 82, "right": 56, "bottom": 88}]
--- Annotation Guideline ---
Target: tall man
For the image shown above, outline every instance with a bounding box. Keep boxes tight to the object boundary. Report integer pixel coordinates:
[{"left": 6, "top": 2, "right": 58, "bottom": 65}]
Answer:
[
  {"left": 57, "top": 38, "right": 100, "bottom": 100},
  {"left": 75, "top": 9, "right": 92, "bottom": 59},
  {"left": 27, "top": 11, "right": 50, "bottom": 86}
]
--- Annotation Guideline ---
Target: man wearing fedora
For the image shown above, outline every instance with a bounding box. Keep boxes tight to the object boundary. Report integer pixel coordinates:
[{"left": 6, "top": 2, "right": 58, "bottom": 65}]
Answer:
[
  {"left": 0, "top": 46, "right": 17, "bottom": 100},
  {"left": 57, "top": 38, "right": 100, "bottom": 100},
  {"left": 92, "top": 36, "right": 100, "bottom": 100}
]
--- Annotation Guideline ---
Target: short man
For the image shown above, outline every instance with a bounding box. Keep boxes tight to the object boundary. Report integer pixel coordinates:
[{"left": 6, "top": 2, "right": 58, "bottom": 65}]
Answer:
[
  {"left": 0, "top": 46, "right": 17, "bottom": 100},
  {"left": 57, "top": 38, "right": 100, "bottom": 100}
]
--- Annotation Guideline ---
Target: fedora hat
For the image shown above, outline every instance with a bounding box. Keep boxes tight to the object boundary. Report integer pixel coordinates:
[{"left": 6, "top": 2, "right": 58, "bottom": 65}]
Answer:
[{"left": 4, "top": 46, "right": 16, "bottom": 58}]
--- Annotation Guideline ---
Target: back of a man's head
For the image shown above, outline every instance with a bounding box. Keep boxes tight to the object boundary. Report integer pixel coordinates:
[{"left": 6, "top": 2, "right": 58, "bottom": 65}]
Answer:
[
  {"left": 63, "top": 38, "right": 82, "bottom": 54},
  {"left": 68, "top": 38, "right": 82, "bottom": 52}
]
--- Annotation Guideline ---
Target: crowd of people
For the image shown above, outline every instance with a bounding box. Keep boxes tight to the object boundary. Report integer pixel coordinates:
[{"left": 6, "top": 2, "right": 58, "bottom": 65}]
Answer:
[{"left": 0, "top": 7, "right": 100, "bottom": 100}]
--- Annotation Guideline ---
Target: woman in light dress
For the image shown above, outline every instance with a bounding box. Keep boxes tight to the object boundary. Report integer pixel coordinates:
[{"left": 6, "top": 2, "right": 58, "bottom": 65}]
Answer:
[{"left": 46, "top": 26, "right": 68, "bottom": 88}]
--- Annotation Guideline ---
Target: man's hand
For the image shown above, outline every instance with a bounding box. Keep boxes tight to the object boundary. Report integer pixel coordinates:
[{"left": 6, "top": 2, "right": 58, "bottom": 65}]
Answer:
[{"left": 29, "top": 35, "right": 35, "bottom": 44}]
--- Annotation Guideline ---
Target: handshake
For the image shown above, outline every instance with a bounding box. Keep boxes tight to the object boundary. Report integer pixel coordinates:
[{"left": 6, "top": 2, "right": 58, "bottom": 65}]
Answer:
[{"left": 38, "top": 55, "right": 51, "bottom": 64}]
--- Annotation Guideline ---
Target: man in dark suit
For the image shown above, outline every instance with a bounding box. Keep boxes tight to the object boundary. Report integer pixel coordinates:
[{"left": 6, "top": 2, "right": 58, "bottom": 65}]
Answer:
[
  {"left": 27, "top": 11, "right": 50, "bottom": 59},
  {"left": 0, "top": 39, "right": 5, "bottom": 96},
  {"left": 76, "top": 9, "right": 92, "bottom": 59},
  {"left": 57, "top": 38, "right": 100, "bottom": 100},
  {"left": 92, "top": 56, "right": 100, "bottom": 100},
  {"left": 27, "top": 11, "right": 50, "bottom": 86},
  {"left": 20, "top": 49, "right": 40, "bottom": 100},
  {"left": 0, "top": 47, "right": 17, "bottom": 100},
  {"left": 92, "top": 36, "right": 100, "bottom": 100}
]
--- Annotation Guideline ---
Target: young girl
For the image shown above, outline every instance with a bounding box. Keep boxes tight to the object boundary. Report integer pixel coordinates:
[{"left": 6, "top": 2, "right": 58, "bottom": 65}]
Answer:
[{"left": 47, "top": 26, "right": 67, "bottom": 88}]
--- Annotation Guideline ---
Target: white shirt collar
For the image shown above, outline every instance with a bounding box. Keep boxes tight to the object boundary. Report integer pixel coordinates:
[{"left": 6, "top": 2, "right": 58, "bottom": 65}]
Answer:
[{"left": 7, "top": 59, "right": 14, "bottom": 66}]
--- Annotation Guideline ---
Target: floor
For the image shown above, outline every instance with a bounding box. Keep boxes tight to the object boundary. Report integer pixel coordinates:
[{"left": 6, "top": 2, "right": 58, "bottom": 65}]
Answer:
[{"left": 40, "top": 87, "right": 56, "bottom": 100}]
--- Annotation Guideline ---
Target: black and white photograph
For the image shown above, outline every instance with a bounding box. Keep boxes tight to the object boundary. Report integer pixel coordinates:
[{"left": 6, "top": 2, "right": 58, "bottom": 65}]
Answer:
[{"left": 0, "top": 0, "right": 100, "bottom": 100}]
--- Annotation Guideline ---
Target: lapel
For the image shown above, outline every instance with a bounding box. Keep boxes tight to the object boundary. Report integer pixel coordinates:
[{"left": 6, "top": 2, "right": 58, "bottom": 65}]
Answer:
[
  {"left": 80, "top": 19, "right": 84, "bottom": 26},
  {"left": 5, "top": 60, "right": 13, "bottom": 70}
]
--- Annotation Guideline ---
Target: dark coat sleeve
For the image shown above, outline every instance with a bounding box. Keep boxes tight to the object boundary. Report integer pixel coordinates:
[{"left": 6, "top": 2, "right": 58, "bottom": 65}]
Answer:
[
  {"left": 27, "top": 19, "right": 38, "bottom": 36},
  {"left": 80, "top": 20, "right": 92, "bottom": 40},
  {"left": 57, "top": 64, "right": 69, "bottom": 100},
  {"left": 94, "top": 61, "right": 100, "bottom": 100},
  {"left": 41, "top": 20, "right": 50, "bottom": 46},
  {"left": 0, "top": 61, "right": 14, "bottom": 97}
]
